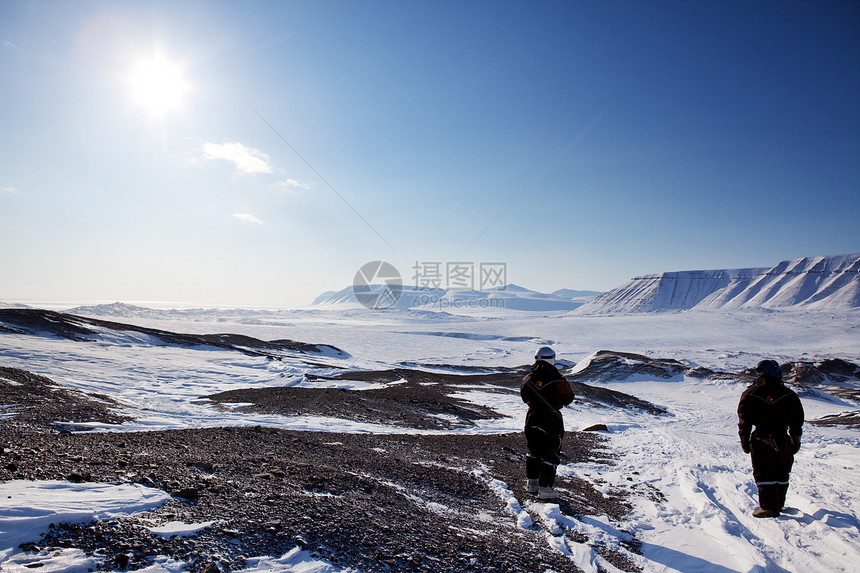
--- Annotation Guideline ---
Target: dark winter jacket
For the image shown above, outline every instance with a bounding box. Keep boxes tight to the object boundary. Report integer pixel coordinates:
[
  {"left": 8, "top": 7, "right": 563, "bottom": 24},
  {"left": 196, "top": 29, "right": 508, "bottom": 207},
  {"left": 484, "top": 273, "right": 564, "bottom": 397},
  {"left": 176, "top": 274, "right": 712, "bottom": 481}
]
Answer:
[
  {"left": 521, "top": 361, "right": 574, "bottom": 434},
  {"left": 737, "top": 375, "right": 804, "bottom": 453}
]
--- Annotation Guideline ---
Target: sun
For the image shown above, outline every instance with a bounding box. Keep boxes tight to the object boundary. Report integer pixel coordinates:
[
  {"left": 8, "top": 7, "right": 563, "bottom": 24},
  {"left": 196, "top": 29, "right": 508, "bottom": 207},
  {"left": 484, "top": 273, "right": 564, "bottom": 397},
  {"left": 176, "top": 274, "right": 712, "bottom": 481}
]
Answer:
[{"left": 127, "top": 54, "right": 191, "bottom": 118}]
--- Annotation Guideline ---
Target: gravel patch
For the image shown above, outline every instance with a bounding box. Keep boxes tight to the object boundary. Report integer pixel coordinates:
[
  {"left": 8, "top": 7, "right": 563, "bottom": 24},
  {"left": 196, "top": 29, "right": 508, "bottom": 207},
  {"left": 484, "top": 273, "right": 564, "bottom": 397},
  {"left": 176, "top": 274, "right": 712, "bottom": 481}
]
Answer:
[{"left": 1, "top": 366, "right": 640, "bottom": 572}]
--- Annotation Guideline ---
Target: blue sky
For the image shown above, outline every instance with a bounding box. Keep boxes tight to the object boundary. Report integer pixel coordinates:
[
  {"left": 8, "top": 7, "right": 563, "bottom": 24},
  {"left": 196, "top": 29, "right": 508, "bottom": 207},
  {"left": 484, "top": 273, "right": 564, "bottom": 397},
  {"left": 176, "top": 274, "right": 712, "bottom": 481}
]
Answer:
[{"left": 1, "top": 0, "right": 858, "bottom": 307}]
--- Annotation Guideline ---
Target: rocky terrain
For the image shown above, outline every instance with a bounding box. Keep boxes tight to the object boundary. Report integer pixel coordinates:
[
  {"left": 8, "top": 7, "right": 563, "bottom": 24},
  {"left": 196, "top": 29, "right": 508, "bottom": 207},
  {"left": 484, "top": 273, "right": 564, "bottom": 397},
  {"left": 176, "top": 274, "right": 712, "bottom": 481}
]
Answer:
[{"left": 1, "top": 365, "right": 643, "bottom": 573}]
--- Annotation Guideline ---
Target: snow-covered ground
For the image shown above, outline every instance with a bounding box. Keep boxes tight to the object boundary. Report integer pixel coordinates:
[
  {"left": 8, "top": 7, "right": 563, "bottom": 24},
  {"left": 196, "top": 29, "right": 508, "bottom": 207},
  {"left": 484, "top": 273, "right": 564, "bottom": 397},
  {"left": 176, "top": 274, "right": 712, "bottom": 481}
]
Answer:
[
  {"left": 0, "top": 480, "right": 351, "bottom": 573},
  {"left": 564, "top": 376, "right": 860, "bottom": 572},
  {"left": 1, "top": 306, "right": 858, "bottom": 572}
]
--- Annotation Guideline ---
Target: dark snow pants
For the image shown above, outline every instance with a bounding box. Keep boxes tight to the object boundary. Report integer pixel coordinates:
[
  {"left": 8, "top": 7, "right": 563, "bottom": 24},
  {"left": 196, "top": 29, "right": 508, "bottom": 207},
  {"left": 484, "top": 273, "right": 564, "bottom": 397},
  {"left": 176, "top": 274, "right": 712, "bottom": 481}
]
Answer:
[
  {"left": 525, "top": 425, "right": 562, "bottom": 488},
  {"left": 751, "top": 434, "right": 795, "bottom": 511}
]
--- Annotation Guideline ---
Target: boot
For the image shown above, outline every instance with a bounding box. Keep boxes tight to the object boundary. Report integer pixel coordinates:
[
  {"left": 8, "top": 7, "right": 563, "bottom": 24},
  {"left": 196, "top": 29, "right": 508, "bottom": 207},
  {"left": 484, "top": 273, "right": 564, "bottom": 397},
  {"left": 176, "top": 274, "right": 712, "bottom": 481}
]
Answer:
[
  {"left": 757, "top": 483, "right": 781, "bottom": 513},
  {"left": 538, "top": 486, "right": 560, "bottom": 500},
  {"left": 538, "top": 462, "right": 559, "bottom": 500},
  {"left": 752, "top": 508, "right": 780, "bottom": 518},
  {"left": 526, "top": 479, "right": 539, "bottom": 494}
]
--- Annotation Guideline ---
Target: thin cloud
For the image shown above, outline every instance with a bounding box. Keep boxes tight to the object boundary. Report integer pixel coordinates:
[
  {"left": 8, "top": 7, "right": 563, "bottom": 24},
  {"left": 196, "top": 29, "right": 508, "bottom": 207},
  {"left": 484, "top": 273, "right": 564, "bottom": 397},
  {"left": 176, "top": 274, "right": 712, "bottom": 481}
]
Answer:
[
  {"left": 232, "top": 213, "right": 265, "bottom": 225},
  {"left": 279, "top": 178, "right": 312, "bottom": 190},
  {"left": 1, "top": 186, "right": 19, "bottom": 194},
  {"left": 202, "top": 142, "right": 273, "bottom": 175},
  {"left": 2, "top": 40, "right": 20, "bottom": 50}
]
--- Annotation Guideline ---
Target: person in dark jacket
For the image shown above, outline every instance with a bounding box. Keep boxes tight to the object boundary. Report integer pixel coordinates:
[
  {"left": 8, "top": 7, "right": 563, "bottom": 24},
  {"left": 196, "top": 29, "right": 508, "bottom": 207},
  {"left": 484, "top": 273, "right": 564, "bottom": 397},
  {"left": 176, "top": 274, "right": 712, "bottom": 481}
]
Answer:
[
  {"left": 737, "top": 359, "right": 804, "bottom": 518},
  {"left": 521, "top": 346, "right": 574, "bottom": 500}
]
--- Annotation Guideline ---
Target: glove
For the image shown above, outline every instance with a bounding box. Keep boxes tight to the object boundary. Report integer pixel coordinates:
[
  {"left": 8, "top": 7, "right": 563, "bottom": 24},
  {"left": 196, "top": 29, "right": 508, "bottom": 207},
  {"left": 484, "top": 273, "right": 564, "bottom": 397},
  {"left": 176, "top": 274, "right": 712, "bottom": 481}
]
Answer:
[
  {"left": 740, "top": 438, "right": 751, "bottom": 454},
  {"left": 791, "top": 436, "right": 801, "bottom": 454}
]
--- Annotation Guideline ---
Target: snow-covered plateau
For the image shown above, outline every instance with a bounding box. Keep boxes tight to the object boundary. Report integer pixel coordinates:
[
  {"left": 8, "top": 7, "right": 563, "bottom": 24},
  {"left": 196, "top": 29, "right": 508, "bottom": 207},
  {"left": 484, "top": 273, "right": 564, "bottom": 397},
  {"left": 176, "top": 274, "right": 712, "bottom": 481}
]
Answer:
[
  {"left": 577, "top": 253, "right": 860, "bottom": 314},
  {"left": 1, "top": 296, "right": 859, "bottom": 572}
]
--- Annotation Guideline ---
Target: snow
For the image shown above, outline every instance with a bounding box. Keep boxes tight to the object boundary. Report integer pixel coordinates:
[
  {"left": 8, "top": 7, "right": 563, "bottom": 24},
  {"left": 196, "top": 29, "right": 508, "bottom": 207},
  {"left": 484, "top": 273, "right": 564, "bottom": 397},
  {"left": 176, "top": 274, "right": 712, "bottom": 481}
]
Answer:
[
  {"left": 237, "top": 548, "right": 358, "bottom": 573},
  {"left": 0, "top": 481, "right": 171, "bottom": 567},
  {"left": 578, "top": 253, "right": 860, "bottom": 313},
  {"left": 310, "top": 283, "right": 587, "bottom": 311},
  {"left": 559, "top": 377, "right": 860, "bottom": 572},
  {"left": 147, "top": 520, "right": 217, "bottom": 538},
  {"left": 1, "top": 547, "right": 99, "bottom": 573},
  {"left": 0, "top": 483, "right": 353, "bottom": 572},
  {"left": 1, "top": 302, "right": 859, "bottom": 572}
]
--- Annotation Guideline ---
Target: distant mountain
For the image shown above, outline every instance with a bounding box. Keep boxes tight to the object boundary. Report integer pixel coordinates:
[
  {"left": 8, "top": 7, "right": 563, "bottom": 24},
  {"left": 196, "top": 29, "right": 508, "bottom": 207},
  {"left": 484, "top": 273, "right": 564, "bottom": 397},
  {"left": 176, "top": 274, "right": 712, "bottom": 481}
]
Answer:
[
  {"left": 576, "top": 253, "right": 860, "bottom": 314},
  {"left": 66, "top": 302, "right": 171, "bottom": 319},
  {"left": 311, "top": 285, "right": 446, "bottom": 309},
  {"left": 311, "top": 284, "right": 598, "bottom": 312},
  {"left": 310, "top": 291, "right": 344, "bottom": 305},
  {"left": 552, "top": 289, "right": 604, "bottom": 302},
  {"left": 64, "top": 303, "right": 299, "bottom": 322}
]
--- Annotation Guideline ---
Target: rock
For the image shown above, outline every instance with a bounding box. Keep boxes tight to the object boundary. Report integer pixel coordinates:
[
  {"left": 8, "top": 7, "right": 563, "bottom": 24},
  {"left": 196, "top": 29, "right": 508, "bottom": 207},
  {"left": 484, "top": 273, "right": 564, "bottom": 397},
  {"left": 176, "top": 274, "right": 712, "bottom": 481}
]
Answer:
[
  {"left": 114, "top": 554, "right": 130, "bottom": 569},
  {"left": 787, "top": 362, "right": 826, "bottom": 386},
  {"left": 135, "top": 476, "right": 156, "bottom": 487},
  {"left": 67, "top": 471, "right": 91, "bottom": 483},
  {"left": 569, "top": 350, "right": 686, "bottom": 383},
  {"left": 809, "top": 410, "right": 860, "bottom": 427},
  {"left": 817, "top": 358, "right": 860, "bottom": 382},
  {"left": 684, "top": 366, "right": 715, "bottom": 379},
  {"left": 172, "top": 487, "right": 199, "bottom": 500},
  {"left": 582, "top": 424, "right": 609, "bottom": 432},
  {"left": 568, "top": 381, "right": 666, "bottom": 415}
]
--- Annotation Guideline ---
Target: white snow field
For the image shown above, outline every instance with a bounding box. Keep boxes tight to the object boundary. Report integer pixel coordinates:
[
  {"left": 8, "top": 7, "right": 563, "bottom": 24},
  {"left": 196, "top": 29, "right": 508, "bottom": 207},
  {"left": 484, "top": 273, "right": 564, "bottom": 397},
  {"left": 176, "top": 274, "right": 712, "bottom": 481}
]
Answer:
[{"left": 1, "top": 305, "right": 859, "bottom": 572}]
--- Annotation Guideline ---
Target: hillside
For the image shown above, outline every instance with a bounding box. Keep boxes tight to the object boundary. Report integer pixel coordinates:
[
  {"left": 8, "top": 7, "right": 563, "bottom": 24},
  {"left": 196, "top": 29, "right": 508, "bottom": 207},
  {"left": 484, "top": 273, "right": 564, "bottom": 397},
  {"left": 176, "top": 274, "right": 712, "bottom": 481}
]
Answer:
[{"left": 577, "top": 253, "right": 860, "bottom": 314}]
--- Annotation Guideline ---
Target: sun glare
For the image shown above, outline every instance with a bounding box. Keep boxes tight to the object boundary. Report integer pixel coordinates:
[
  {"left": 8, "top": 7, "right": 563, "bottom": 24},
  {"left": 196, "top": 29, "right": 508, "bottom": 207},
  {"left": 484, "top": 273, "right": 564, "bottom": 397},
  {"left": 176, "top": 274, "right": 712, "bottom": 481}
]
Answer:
[{"left": 127, "top": 54, "right": 190, "bottom": 118}]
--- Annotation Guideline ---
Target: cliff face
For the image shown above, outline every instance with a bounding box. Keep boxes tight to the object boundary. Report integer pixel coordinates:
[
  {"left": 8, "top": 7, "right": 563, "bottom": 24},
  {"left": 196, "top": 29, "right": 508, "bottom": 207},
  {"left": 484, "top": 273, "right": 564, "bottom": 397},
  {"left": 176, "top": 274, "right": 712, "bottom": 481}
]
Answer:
[{"left": 577, "top": 254, "right": 860, "bottom": 313}]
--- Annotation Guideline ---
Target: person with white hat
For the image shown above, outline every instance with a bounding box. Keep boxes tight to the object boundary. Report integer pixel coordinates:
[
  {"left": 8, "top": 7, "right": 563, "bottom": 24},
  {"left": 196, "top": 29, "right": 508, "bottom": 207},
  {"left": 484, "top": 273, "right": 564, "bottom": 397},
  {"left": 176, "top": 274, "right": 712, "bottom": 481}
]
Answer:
[{"left": 520, "top": 346, "right": 574, "bottom": 500}]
